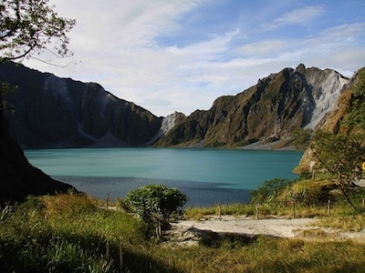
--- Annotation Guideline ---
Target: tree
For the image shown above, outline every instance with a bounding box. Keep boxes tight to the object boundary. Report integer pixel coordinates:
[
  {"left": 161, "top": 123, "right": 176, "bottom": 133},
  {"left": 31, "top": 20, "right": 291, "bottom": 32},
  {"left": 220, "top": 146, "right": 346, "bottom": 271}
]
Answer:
[
  {"left": 310, "top": 130, "right": 365, "bottom": 209},
  {"left": 0, "top": 0, "right": 75, "bottom": 135},
  {"left": 125, "top": 184, "right": 187, "bottom": 240},
  {"left": 0, "top": 0, "right": 76, "bottom": 64},
  {"left": 290, "top": 128, "right": 313, "bottom": 150}
]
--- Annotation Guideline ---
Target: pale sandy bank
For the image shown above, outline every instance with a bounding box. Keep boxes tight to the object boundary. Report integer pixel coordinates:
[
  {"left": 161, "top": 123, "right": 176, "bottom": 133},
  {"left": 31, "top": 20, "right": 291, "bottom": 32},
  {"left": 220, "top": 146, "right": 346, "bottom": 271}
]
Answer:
[{"left": 163, "top": 215, "right": 365, "bottom": 247}]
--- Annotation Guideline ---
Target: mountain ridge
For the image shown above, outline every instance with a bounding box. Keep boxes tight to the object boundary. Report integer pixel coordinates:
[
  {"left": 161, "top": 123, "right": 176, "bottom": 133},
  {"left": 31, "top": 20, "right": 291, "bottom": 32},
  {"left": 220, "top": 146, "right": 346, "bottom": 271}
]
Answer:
[
  {"left": 0, "top": 62, "right": 163, "bottom": 148},
  {"left": 1, "top": 62, "right": 357, "bottom": 150},
  {"left": 0, "top": 61, "right": 362, "bottom": 203},
  {"left": 155, "top": 64, "right": 350, "bottom": 148}
]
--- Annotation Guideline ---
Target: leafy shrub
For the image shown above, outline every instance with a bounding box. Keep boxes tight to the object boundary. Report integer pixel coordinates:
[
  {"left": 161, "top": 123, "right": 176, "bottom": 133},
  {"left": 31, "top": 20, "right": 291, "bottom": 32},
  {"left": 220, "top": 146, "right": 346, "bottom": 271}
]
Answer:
[
  {"left": 125, "top": 184, "right": 187, "bottom": 239},
  {"left": 250, "top": 178, "right": 295, "bottom": 203},
  {"left": 125, "top": 184, "right": 187, "bottom": 222},
  {"left": 280, "top": 180, "right": 331, "bottom": 205}
]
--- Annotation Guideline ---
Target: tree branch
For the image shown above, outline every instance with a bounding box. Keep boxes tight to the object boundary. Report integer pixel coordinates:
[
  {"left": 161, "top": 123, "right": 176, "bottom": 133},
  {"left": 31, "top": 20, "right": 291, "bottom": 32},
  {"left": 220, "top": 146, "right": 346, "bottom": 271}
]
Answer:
[
  {"left": 0, "top": 42, "right": 37, "bottom": 64},
  {"left": 0, "top": 1, "right": 21, "bottom": 40}
]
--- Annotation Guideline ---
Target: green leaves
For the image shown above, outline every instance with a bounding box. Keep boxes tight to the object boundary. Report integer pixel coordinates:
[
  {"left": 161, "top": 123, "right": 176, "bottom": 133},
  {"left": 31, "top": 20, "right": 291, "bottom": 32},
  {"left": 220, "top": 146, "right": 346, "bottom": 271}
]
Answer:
[
  {"left": 290, "top": 128, "right": 313, "bottom": 150},
  {"left": 311, "top": 130, "right": 365, "bottom": 178},
  {"left": 345, "top": 68, "right": 365, "bottom": 129},
  {"left": 125, "top": 184, "right": 187, "bottom": 222},
  {"left": 250, "top": 178, "right": 294, "bottom": 203},
  {"left": 0, "top": 0, "right": 76, "bottom": 63}
]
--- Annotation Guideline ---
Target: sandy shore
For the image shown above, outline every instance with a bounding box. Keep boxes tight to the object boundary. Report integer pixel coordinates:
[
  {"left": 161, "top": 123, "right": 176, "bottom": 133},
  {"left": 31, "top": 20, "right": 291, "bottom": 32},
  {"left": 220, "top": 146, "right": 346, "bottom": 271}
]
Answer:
[{"left": 163, "top": 215, "right": 365, "bottom": 247}]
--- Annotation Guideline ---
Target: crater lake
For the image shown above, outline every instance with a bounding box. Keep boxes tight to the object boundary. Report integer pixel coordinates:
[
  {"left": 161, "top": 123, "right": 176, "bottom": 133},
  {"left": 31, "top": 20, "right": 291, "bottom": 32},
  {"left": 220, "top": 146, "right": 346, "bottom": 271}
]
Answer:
[{"left": 24, "top": 148, "right": 303, "bottom": 206}]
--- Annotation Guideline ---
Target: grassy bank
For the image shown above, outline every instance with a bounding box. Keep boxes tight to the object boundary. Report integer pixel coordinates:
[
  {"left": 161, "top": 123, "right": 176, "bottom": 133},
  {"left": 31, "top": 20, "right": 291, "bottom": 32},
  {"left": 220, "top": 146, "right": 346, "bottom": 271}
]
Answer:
[{"left": 1, "top": 193, "right": 365, "bottom": 273}]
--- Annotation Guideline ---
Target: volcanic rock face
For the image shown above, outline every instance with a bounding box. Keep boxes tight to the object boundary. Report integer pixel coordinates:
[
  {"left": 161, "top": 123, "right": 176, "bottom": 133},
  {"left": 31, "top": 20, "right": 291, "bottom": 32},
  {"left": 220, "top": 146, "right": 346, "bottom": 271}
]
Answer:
[
  {"left": 156, "top": 64, "right": 349, "bottom": 148},
  {"left": 296, "top": 64, "right": 349, "bottom": 129},
  {"left": 0, "top": 62, "right": 163, "bottom": 148},
  {"left": 294, "top": 67, "right": 365, "bottom": 173}
]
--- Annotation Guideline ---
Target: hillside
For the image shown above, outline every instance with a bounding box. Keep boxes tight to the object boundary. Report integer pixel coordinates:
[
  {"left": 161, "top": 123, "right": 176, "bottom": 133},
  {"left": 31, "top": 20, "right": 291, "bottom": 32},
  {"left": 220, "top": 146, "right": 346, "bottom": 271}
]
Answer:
[
  {"left": 155, "top": 64, "right": 349, "bottom": 148},
  {"left": 0, "top": 62, "right": 163, "bottom": 148},
  {"left": 295, "top": 67, "right": 365, "bottom": 173},
  {"left": 0, "top": 108, "right": 76, "bottom": 203}
]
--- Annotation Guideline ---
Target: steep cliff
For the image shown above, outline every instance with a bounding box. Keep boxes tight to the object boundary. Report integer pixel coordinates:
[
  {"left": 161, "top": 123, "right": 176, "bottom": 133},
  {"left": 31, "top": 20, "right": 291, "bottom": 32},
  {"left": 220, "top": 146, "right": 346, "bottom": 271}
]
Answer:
[
  {"left": 156, "top": 64, "right": 349, "bottom": 148},
  {"left": 0, "top": 62, "right": 163, "bottom": 148},
  {"left": 0, "top": 104, "right": 76, "bottom": 203},
  {"left": 294, "top": 67, "right": 365, "bottom": 173}
]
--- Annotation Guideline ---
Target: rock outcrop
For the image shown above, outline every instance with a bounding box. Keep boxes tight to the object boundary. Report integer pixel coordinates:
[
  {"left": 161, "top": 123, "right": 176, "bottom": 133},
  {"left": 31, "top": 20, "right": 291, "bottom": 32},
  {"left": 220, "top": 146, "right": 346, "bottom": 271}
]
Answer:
[
  {"left": 156, "top": 64, "right": 349, "bottom": 148},
  {"left": 294, "top": 67, "right": 365, "bottom": 173},
  {"left": 0, "top": 62, "right": 163, "bottom": 148}
]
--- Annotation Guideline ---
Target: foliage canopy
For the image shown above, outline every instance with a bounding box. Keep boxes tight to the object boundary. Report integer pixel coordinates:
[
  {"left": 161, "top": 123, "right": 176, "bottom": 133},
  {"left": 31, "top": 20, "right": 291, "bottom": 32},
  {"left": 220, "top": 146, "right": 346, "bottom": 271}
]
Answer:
[
  {"left": 0, "top": 0, "right": 76, "bottom": 63},
  {"left": 310, "top": 130, "right": 365, "bottom": 179},
  {"left": 310, "top": 130, "right": 365, "bottom": 210},
  {"left": 290, "top": 128, "right": 313, "bottom": 150},
  {"left": 125, "top": 184, "right": 187, "bottom": 223}
]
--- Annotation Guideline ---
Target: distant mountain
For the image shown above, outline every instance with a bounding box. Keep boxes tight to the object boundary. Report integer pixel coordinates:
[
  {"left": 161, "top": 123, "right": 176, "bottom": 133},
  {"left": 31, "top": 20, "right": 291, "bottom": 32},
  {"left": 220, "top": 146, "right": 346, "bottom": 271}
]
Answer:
[
  {"left": 0, "top": 62, "right": 354, "bottom": 150},
  {"left": 155, "top": 64, "right": 350, "bottom": 148},
  {"left": 0, "top": 62, "right": 163, "bottom": 148}
]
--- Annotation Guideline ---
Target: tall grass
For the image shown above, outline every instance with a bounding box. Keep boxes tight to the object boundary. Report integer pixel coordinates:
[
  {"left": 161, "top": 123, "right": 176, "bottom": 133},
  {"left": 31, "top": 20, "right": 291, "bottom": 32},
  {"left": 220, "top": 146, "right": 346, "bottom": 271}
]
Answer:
[
  {"left": 1, "top": 193, "right": 365, "bottom": 272},
  {"left": 185, "top": 200, "right": 360, "bottom": 220},
  {"left": 185, "top": 203, "right": 255, "bottom": 220},
  {"left": 0, "top": 194, "right": 148, "bottom": 273}
]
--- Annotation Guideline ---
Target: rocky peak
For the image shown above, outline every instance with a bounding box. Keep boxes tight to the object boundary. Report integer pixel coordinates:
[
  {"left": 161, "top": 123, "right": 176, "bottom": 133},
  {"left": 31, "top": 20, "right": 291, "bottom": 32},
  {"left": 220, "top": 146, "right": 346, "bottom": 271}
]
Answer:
[{"left": 156, "top": 64, "right": 349, "bottom": 148}]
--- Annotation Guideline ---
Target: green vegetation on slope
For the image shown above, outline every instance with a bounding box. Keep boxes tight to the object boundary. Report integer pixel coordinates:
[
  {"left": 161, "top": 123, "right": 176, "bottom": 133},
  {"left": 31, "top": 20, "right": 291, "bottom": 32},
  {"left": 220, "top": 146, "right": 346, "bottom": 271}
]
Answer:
[{"left": 345, "top": 67, "right": 365, "bottom": 131}]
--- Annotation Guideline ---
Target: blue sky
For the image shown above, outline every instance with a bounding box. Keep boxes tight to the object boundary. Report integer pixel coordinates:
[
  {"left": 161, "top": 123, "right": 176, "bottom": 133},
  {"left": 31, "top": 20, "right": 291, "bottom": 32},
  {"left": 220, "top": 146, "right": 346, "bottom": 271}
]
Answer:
[{"left": 24, "top": 0, "right": 365, "bottom": 117}]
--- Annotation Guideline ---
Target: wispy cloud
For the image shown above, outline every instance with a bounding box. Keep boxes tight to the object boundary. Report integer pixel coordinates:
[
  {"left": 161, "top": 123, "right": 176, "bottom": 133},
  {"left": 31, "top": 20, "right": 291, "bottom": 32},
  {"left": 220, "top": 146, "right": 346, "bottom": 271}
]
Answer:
[
  {"left": 238, "top": 40, "right": 287, "bottom": 57},
  {"left": 261, "top": 5, "right": 325, "bottom": 31},
  {"left": 22, "top": 1, "right": 365, "bottom": 116}
]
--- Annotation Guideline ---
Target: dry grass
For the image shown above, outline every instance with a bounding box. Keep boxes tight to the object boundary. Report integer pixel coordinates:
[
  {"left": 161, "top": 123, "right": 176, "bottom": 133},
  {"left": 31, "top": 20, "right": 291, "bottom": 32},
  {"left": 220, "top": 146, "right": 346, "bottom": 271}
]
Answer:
[{"left": 1, "top": 193, "right": 365, "bottom": 272}]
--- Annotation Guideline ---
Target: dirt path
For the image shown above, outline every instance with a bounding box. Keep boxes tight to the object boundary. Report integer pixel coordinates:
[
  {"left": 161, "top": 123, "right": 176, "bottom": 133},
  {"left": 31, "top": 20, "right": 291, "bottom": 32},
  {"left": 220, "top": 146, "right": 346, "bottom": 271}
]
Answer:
[{"left": 163, "top": 215, "right": 365, "bottom": 247}]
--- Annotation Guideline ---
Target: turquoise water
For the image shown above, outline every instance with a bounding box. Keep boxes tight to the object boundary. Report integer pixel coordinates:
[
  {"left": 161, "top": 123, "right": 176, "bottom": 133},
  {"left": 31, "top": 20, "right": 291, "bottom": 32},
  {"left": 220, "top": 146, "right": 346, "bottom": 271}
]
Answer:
[{"left": 25, "top": 148, "right": 303, "bottom": 206}]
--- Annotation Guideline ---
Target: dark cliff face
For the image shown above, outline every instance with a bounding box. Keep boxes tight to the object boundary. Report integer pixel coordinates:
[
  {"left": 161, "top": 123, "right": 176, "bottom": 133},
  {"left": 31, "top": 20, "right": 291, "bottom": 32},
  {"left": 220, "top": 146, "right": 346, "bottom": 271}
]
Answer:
[
  {"left": 0, "top": 107, "right": 76, "bottom": 203},
  {"left": 0, "top": 62, "right": 163, "bottom": 148},
  {"left": 0, "top": 138, "right": 77, "bottom": 203},
  {"left": 156, "top": 65, "right": 348, "bottom": 148}
]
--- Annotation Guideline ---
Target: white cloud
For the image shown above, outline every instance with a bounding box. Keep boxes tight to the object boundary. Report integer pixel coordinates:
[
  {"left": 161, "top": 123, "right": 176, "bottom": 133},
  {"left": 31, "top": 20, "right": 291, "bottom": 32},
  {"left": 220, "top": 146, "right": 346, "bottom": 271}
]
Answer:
[
  {"left": 238, "top": 40, "right": 287, "bottom": 57},
  {"left": 261, "top": 5, "right": 325, "bottom": 31},
  {"left": 21, "top": 1, "right": 365, "bottom": 117}
]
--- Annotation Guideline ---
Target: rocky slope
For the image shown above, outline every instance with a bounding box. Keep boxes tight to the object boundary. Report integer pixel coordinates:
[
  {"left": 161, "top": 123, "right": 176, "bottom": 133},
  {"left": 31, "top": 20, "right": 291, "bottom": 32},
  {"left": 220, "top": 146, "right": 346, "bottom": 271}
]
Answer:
[
  {"left": 0, "top": 109, "right": 76, "bottom": 203},
  {"left": 294, "top": 67, "right": 365, "bottom": 173},
  {"left": 155, "top": 64, "right": 349, "bottom": 148},
  {"left": 0, "top": 62, "right": 163, "bottom": 148}
]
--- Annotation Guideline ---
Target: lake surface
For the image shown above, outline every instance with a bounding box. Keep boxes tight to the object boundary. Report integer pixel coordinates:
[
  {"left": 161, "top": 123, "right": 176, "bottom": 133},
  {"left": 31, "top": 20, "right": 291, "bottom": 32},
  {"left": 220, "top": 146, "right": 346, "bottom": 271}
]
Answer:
[{"left": 24, "top": 148, "right": 303, "bottom": 206}]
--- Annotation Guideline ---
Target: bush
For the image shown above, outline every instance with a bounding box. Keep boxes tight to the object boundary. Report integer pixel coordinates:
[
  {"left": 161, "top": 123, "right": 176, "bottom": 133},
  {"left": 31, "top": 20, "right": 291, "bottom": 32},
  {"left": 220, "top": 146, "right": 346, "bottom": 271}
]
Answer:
[
  {"left": 125, "top": 184, "right": 187, "bottom": 239},
  {"left": 250, "top": 178, "right": 295, "bottom": 203}
]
